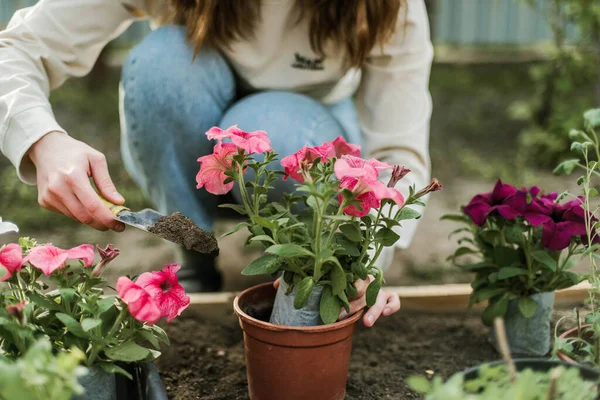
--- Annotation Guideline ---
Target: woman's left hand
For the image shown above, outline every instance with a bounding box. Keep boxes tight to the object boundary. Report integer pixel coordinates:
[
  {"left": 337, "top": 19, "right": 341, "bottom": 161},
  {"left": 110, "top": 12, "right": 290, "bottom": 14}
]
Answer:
[{"left": 273, "top": 277, "right": 401, "bottom": 327}]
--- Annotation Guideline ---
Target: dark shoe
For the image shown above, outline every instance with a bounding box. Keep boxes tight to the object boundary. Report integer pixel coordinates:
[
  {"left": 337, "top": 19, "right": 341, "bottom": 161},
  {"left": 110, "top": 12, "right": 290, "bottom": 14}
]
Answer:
[{"left": 178, "top": 249, "right": 222, "bottom": 293}]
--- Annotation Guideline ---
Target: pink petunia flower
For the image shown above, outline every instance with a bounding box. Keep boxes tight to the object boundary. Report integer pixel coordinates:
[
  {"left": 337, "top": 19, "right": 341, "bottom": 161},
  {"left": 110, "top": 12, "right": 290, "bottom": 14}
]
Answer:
[
  {"left": 116, "top": 277, "right": 162, "bottom": 325},
  {"left": 281, "top": 146, "right": 309, "bottom": 182},
  {"left": 135, "top": 263, "right": 190, "bottom": 322},
  {"left": 206, "top": 125, "right": 271, "bottom": 154},
  {"left": 334, "top": 155, "right": 392, "bottom": 182},
  {"left": 339, "top": 177, "right": 404, "bottom": 217},
  {"left": 281, "top": 138, "right": 361, "bottom": 183},
  {"left": 335, "top": 156, "right": 403, "bottom": 217},
  {"left": 0, "top": 244, "right": 23, "bottom": 281},
  {"left": 23, "top": 244, "right": 95, "bottom": 276},
  {"left": 196, "top": 142, "right": 239, "bottom": 195}
]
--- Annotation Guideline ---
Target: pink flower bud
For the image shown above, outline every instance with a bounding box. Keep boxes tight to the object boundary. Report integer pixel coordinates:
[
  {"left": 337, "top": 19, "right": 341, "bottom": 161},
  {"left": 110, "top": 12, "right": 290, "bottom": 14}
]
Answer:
[
  {"left": 92, "top": 244, "right": 120, "bottom": 277},
  {"left": 387, "top": 166, "right": 411, "bottom": 188},
  {"left": 415, "top": 178, "right": 443, "bottom": 199}
]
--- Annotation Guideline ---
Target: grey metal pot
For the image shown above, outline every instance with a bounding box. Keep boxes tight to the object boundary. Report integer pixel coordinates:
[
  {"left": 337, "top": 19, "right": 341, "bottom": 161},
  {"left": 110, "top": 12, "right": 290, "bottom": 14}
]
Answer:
[
  {"left": 269, "top": 279, "right": 324, "bottom": 326},
  {"left": 73, "top": 366, "right": 116, "bottom": 400},
  {"left": 489, "top": 292, "right": 555, "bottom": 357}
]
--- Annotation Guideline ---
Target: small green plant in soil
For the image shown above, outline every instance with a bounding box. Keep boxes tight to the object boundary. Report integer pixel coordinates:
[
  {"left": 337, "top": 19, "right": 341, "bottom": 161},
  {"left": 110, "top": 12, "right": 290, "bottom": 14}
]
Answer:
[
  {"left": 0, "top": 337, "right": 86, "bottom": 400},
  {"left": 553, "top": 108, "right": 600, "bottom": 365},
  {"left": 195, "top": 126, "right": 441, "bottom": 324},
  {"left": 443, "top": 178, "right": 587, "bottom": 325},
  {"left": 410, "top": 318, "right": 598, "bottom": 400},
  {"left": 408, "top": 363, "right": 597, "bottom": 400}
]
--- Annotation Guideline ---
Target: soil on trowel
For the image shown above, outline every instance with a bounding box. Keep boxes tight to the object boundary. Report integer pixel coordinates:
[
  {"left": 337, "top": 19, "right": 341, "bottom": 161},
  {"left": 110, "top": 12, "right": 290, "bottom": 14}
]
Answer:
[
  {"left": 148, "top": 212, "right": 219, "bottom": 257},
  {"left": 156, "top": 311, "right": 498, "bottom": 400}
]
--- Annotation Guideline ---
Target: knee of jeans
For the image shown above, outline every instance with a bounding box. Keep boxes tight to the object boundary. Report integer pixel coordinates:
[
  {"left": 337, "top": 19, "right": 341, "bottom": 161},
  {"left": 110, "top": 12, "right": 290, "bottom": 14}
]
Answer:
[
  {"left": 121, "top": 26, "right": 235, "bottom": 110},
  {"left": 220, "top": 91, "right": 345, "bottom": 155}
]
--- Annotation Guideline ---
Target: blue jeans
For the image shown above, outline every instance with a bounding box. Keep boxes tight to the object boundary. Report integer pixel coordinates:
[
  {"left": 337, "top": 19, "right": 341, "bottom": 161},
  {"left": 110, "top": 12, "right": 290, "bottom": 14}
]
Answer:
[{"left": 120, "top": 26, "right": 361, "bottom": 290}]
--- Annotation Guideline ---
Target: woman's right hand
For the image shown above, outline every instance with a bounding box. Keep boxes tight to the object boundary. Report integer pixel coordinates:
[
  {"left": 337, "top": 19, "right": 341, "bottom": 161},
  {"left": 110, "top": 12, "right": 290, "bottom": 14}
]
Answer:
[{"left": 28, "top": 131, "right": 126, "bottom": 232}]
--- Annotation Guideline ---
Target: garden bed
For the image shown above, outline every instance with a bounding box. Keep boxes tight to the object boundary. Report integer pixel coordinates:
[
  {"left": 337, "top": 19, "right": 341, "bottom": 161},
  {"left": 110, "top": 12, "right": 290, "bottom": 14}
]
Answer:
[{"left": 157, "top": 310, "right": 499, "bottom": 400}]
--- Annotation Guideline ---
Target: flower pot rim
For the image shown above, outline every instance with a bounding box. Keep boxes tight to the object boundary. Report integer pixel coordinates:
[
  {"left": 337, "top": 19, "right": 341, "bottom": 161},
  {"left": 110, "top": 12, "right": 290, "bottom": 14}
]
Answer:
[
  {"left": 234, "top": 282, "right": 364, "bottom": 332},
  {"left": 556, "top": 324, "right": 593, "bottom": 365}
]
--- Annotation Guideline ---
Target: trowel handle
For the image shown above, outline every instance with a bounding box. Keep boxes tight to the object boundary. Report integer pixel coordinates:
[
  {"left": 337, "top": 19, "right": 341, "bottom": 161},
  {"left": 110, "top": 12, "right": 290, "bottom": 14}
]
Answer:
[{"left": 99, "top": 195, "right": 129, "bottom": 216}]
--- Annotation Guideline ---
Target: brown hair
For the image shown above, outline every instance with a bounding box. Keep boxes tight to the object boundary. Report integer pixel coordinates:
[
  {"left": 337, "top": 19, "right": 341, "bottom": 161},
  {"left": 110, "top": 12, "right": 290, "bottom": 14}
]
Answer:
[{"left": 166, "top": 0, "right": 404, "bottom": 67}]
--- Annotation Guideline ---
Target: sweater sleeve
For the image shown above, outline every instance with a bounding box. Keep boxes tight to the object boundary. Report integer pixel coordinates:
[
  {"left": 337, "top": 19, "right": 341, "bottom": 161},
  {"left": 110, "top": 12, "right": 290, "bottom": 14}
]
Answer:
[
  {"left": 0, "top": 0, "right": 137, "bottom": 184},
  {"left": 357, "top": 0, "right": 433, "bottom": 249}
]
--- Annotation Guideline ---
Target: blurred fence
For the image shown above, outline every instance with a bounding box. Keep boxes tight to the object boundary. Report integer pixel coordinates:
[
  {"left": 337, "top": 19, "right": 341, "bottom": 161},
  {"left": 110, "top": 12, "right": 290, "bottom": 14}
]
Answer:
[{"left": 1, "top": 0, "right": 581, "bottom": 48}]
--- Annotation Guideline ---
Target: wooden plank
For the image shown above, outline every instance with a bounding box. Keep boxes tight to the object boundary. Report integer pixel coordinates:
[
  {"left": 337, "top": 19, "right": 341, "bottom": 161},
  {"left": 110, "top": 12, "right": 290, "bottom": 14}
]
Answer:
[{"left": 187, "top": 282, "right": 594, "bottom": 319}]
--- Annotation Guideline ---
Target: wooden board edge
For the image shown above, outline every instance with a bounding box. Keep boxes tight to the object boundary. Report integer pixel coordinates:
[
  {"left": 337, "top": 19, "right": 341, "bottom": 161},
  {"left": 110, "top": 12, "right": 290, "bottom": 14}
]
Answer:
[{"left": 186, "top": 282, "right": 594, "bottom": 319}]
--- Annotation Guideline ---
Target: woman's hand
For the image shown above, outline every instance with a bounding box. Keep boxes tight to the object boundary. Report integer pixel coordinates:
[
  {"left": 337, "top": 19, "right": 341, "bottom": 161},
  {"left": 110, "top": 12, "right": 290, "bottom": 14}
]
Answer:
[
  {"left": 273, "top": 277, "right": 401, "bottom": 327},
  {"left": 28, "top": 131, "right": 126, "bottom": 232}
]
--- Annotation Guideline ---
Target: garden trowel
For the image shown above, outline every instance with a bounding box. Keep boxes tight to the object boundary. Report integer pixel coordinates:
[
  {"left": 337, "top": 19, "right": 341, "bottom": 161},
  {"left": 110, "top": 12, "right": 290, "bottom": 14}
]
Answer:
[{"left": 100, "top": 196, "right": 219, "bottom": 257}]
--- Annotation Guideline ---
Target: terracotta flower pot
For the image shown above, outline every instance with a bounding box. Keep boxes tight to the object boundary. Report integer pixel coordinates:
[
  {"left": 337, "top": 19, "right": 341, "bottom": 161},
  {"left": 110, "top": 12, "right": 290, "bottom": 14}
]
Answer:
[
  {"left": 556, "top": 324, "right": 593, "bottom": 364},
  {"left": 233, "top": 282, "right": 364, "bottom": 400}
]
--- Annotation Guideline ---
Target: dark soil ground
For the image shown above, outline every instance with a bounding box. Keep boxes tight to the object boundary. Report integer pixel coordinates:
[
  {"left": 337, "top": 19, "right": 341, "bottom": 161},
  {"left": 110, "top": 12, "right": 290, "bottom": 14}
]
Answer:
[{"left": 156, "top": 310, "right": 499, "bottom": 400}]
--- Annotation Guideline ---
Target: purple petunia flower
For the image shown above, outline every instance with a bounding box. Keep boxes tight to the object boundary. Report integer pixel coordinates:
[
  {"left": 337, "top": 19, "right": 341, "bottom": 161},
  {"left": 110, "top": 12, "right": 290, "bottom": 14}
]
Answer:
[
  {"left": 463, "top": 180, "right": 527, "bottom": 226},
  {"left": 525, "top": 197, "right": 589, "bottom": 250}
]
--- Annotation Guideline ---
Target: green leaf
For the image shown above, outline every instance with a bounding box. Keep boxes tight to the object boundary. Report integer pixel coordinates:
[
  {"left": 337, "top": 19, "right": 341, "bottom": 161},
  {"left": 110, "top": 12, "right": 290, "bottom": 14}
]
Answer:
[
  {"left": 473, "top": 287, "right": 506, "bottom": 303},
  {"left": 253, "top": 216, "right": 278, "bottom": 231},
  {"left": 218, "top": 203, "right": 248, "bottom": 215},
  {"left": 334, "top": 234, "right": 361, "bottom": 257},
  {"left": 497, "top": 267, "right": 527, "bottom": 280},
  {"left": 98, "top": 363, "right": 133, "bottom": 379},
  {"left": 553, "top": 159, "right": 580, "bottom": 176},
  {"left": 452, "top": 246, "right": 478, "bottom": 260},
  {"left": 330, "top": 264, "right": 346, "bottom": 296},
  {"left": 221, "top": 222, "right": 250, "bottom": 237},
  {"left": 366, "top": 274, "right": 383, "bottom": 307},
  {"left": 266, "top": 244, "right": 315, "bottom": 258},
  {"left": 56, "top": 313, "right": 88, "bottom": 338},
  {"left": 531, "top": 251, "right": 557, "bottom": 271},
  {"left": 105, "top": 341, "right": 151, "bottom": 362},
  {"left": 518, "top": 296, "right": 537, "bottom": 318},
  {"left": 138, "top": 329, "right": 160, "bottom": 348},
  {"left": 480, "top": 230, "right": 501, "bottom": 245},
  {"left": 397, "top": 207, "right": 420, "bottom": 221},
  {"left": 150, "top": 325, "right": 170, "bottom": 345},
  {"left": 374, "top": 228, "right": 400, "bottom": 247},
  {"left": 97, "top": 296, "right": 117, "bottom": 313},
  {"left": 584, "top": 108, "right": 600, "bottom": 128},
  {"left": 482, "top": 295, "right": 509, "bottom": 326},
  {"left": 81, "top": 318, "right": 102, "bottom": 332},
  {"left": 241, "top": 254, "right": 281, "bottom": 276},
  {"left": 249, "top": 235, "right": 277, "bottom": 245},
  {"left": 293, "top": 277, "right": 315, "bottom": 309},
  {"left": 493, "top": 246, "right": 521, "bottom": 267},
  {"left": 337, "top": 291, "right": 351, "bottom": 313},
  {"left": 440, "top": 214, "right": 471, "bottom": 224},
  {"left": 27, "top": 291, "right": 61, "bottom": 311},
  {"left": 563, "top": 258, "right": 578, "bottom": 270},
  {"left": 351, "top": 262, "right": 368, "bottom": 280},
  {"left": 59, "top": 288, "right": 77, "bottom": 304},
  {"left": 339, "top": 224, "right": 362, "bottom": 243},
  {"left": 407, "top": 376, "right": 432, "bottom": 394},
  {"left": 320, "top": 286, "right": 340, "bottom": 325}
]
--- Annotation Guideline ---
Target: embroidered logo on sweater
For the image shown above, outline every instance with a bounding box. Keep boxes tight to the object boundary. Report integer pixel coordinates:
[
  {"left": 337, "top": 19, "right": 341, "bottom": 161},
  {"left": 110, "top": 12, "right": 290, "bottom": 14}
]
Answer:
[{"left": 292, "top": 53, "right": 324, "bottom": 70}]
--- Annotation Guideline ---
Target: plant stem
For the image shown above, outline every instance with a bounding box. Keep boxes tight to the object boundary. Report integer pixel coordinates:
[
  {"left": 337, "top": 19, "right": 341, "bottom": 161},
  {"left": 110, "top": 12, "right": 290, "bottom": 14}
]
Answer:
[
  {"left": 493, "top": 318, "right": 517, "bottom": 383},
  {"left": 88, "top": 306, "right": 127, "bottom": 366}
]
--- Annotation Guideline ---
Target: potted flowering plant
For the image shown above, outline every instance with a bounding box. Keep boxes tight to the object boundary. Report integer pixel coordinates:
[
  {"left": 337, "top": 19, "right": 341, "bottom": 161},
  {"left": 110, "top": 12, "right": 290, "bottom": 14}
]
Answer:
[
  {"left": 195, "top": 125, "right": 441, "bottom": 399},
  {"left": 444, "top": 179, "right": 587, "bottom": 356},
  {"left": 0, "top": 221, "right": 188, "bottom": 400},
  {"left": 552, "top": 109, "right": 600, "bottom": 366}
]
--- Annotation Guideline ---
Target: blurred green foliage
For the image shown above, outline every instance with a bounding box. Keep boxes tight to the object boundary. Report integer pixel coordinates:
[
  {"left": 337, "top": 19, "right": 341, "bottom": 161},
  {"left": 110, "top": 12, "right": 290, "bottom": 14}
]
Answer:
[{"left": 510, "top": 0, "right": 600, "bottom": 169}]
